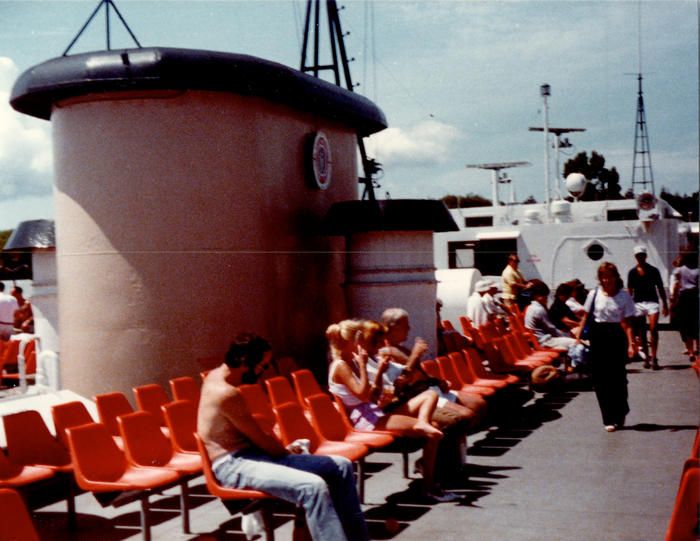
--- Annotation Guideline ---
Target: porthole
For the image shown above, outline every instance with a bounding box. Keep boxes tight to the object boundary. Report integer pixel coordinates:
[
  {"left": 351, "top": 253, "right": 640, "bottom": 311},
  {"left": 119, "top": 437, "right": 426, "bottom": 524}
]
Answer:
[{"left": 586, "top": 243, "right": 605, "bottom": 261}]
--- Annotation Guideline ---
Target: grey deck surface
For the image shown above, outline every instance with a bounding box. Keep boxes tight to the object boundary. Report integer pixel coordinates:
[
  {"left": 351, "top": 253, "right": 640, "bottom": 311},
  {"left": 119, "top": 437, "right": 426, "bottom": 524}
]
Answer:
[{"left": 31, "top": 330, "right": 698, "bottom": 540}]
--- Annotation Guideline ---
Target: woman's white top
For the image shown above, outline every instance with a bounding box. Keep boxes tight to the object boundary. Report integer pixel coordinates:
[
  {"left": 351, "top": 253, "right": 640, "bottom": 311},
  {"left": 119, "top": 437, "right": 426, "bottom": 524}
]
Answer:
[
  {"left": 676, "top": 266, "right": 699, "bottom": 291},
  {"left": 327, "top": 360, "right": 364, "bottom": 407},
  {"left": 584, "top": 287, "right": 636, "bottom": 323}
]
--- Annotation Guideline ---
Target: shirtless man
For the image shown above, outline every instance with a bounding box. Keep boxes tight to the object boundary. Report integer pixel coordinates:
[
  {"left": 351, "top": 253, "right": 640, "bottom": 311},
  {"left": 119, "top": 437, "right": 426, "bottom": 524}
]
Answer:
[{"left": 197, "top": 333, "right": 368, "bottom": 541}]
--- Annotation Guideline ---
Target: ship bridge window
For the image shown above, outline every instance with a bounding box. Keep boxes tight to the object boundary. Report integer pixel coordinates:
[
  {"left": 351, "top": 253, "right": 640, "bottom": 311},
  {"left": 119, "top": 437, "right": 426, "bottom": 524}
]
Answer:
[
  {"left": 607, "top": 209, "right": 638, "bottom": 221},
  {"left": 586, "top": 243, "right": 605, "bottom": 261},
  {"left": 448, "top": 241, "right": 476, "bottom": 268},
  {"left": 465, "top": 216, "right": 494, "bottom": 227}
]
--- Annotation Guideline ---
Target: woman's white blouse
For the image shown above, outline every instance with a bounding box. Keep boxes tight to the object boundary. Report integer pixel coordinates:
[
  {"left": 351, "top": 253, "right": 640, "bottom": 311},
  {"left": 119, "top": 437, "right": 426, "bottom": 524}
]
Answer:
[{"left": 584, "top": 288, "right": 637, "bottom": 323}]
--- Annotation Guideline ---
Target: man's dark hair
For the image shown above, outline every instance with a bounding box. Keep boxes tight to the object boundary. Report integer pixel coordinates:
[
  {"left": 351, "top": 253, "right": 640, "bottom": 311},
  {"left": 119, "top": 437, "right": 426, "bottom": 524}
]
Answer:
[
  {"left": 225, "top": 333, "right": 271, "bottom": 370},
  {"left": 527, "top": 279, "right": 550, "bottom": 298}
]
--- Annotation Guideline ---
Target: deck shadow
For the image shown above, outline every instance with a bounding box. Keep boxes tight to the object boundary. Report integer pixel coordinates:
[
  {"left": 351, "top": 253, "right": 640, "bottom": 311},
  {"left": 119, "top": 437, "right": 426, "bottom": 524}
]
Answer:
[{"left": 620, "top": 423, "right": 699, "bottom": 432}]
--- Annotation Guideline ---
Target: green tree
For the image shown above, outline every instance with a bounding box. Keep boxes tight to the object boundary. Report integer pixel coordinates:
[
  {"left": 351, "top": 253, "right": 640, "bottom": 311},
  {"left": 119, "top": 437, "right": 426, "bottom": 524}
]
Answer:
[
  {"left": 563, "top": 151, "right": 623, "bottom": 201},
  {"left": 442, "top": 193, "right": 492, "bottom": 209},
  {"left": 0, "top": 230, "right": 11, "bottom": 250}
]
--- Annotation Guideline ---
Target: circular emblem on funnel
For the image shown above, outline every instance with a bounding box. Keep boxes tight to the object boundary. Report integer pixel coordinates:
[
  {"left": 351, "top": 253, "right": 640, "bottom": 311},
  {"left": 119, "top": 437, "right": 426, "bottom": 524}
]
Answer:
[{"left": 309, "top": 131, "right": 332, "bottom": 190}]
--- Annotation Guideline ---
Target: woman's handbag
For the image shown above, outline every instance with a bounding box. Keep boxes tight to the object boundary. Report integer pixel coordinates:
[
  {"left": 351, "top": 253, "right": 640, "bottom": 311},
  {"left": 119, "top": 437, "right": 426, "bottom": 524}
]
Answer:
[{"left": 579, "top": 287, "right": 598, "bottom": 341}]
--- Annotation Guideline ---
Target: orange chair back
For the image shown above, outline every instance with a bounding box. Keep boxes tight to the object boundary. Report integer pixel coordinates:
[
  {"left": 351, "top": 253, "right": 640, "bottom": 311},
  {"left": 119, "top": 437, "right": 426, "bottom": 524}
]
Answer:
[
  {"left": 118, "top": 411, "right": 174, "bottom": 467},
  {"left": 66, "top": 422, "right": 127, "bottom": 484},
  {"left": 420, "top": 359, "right": 441, "bottom": 379},
  {"left": 51, "top": 401, "right": 95, "bottom": 448},
  {"left": 169, "top": 376, "right": 200, "bottom": 406},
  {"left": 0, "top": 488, "right": 40, "bottom": 541},
  {"left": 306, "top": 393, "right": 349, "bottom": 441},
  {"left": 0, "top": 339, "right": 20, "bottom": 370},
  {"left": 95, "top": 392, "right": 134, "bottom": 436},
  {"left": 665, "top": 462, "right": 699, "bottom": 541},
  {"left": 162, "top": 400, "right": 198, "bottom": 453},
  {"left": 291, "top": 369, "right": 324, "bottom": 406},
  {"left": 273, "top": 402, "right": 320, "bottom": 451},
  {"left": 436, "top": 355, "right": 463, "bottom": 389},
  {"left": 2, "top": 410, "right": 71, "bottom": 468},
  {"left": 133, "top": 383, "right": 170, "bottom": 426},
  {"left": 449, "top": 351, "right": 477, "bottom": 384},
  {"left": 239, "top": 384, "right": 276, "bottom": 432},
  {"left": 265, "top": 376, "right": 299, "bottom": 408},
  {"left": 441, "top": 320, "right": 455, "bottom": 331},
  {"left": 459, "top": 316, "right": 473, "bottom": 334}
]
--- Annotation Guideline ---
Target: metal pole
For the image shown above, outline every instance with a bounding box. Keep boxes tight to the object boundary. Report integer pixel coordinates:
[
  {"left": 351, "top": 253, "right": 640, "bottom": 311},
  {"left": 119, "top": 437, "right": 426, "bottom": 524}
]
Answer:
[
  {"left": 541, "top": 84, "right": 551, "bottom": 216},
  {"left": 491, "top": 170, "right": 499, "bottom": 208}
]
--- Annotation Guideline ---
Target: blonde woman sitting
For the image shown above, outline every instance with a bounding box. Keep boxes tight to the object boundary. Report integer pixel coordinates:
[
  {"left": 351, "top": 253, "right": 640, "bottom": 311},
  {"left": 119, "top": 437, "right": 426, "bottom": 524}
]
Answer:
[{"left": 326, "top": 319, "right": 459, "bottom": 502}]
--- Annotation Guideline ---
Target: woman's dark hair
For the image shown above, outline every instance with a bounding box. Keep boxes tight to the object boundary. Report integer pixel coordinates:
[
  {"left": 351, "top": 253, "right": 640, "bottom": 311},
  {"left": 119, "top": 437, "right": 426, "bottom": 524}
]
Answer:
[
  {"left": 225, "top": 333, "right": 271, "bottom": 370},
  {"left": 555, "top": 283, "right": 573, "bottom": 298},
  {"left": 527, "top": 279, "right": 550, "bottom": 298}
]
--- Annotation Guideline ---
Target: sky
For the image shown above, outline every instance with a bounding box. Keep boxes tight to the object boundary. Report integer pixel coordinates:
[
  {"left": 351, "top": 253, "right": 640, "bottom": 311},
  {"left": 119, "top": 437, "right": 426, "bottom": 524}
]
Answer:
[{"left": 0, "top": 0, "right": 698, "bottom": 230}]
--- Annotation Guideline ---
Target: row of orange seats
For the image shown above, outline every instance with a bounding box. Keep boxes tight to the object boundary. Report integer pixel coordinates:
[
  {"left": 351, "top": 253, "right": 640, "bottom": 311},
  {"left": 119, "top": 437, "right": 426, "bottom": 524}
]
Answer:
[
  {"left": 442, "top": 316, "right": 562, "bottom": 376},
  {"left": 0, "top": 338, "right": 37, "bottom": 385}
]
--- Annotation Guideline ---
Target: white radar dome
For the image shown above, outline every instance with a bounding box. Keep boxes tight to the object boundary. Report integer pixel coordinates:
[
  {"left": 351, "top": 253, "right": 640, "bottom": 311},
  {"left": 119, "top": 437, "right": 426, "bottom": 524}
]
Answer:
[{"left": 565, "top": 173, "right": 588, "bottom": 198}]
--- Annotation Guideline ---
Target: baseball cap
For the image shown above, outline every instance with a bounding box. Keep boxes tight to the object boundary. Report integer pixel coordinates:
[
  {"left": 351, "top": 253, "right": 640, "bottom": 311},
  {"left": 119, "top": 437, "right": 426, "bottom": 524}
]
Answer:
[{"left": 633, "top": 245, "right": 647, "bottom": 255}]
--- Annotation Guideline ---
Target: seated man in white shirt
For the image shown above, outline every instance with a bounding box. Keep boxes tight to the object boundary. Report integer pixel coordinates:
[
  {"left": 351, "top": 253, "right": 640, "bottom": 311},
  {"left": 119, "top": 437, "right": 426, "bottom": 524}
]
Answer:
[
  {"left": 524, "top": 280, "right": 577, "bottom": 352},
  {"left": 466, "top": 279, "right": 492, "bottom": 328}
]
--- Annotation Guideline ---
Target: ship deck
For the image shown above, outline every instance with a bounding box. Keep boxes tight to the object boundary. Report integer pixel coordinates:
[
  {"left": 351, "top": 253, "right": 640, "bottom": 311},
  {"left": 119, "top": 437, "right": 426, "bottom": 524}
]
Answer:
[{"left": 18, "top": 330, "right": 700, "bottom": 540}]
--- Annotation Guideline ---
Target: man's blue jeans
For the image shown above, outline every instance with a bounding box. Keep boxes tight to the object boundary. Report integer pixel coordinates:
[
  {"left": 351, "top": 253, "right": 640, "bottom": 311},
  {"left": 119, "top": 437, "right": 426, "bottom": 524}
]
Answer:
[{"left": 213, "top": 449, "right": 368, "bottom": 541}]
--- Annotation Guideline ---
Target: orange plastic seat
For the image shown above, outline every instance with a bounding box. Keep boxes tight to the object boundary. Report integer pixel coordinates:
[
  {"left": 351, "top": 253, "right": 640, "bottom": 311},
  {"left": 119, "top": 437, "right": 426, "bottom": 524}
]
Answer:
[
  {"left": 306, "top": 393, "right": 393, "bottom": 502},
  {"left": 239, "top": 383, "right": 277, "bottom": 434},
  {"left": 194, "top": 433, "right": 276, "bottom": 539},
  {"left": 274, "top": 402, "right": 368, "bottom": 461},
  {"left": 0, "top": 488, "right": 40, "bottom": 541},
  {"left": 133, "top": 383, "right": 171, "bottom": 427},
  {"left": 3, "top": 409, "right": 76, "bottom": 525},
  {"left": 3, "top": 339, "right": 37, "bottom": 383},
  {"left": 169, "top": 376, "right": 200, "bottom": 407},
  {"left": 436, "top": 355, "right": 496, "bottom": 397},
  {"left": 306, "top": 393, "right": 394, "bottom": 449},
  {"left": 162, "top": 400, "right": 198, "bottom": 454},
  {"left": 291, "top": 369, "right": 325, "bottom": 406},
  {"left": 66, "top": 422, "right": 180, "bottom": 541},
  {"left": 462, "top": 347, "right": 520, "bottom": 385},
  {"left": 448, "top": 351, "right": 509, "bottom": 390},
  {"left": 95, "top": 391, "right": 134, "bottom": 437},
  {"left": 3, "top": 410, "right": 72, "bottom": 473},
  {"left": 274, "top": 402, "right": 368, "bottom": 500},
  {"left": 119, "top": 411, "right": 202, "bottom": 534},
  {"left": 51, "top": 401, "right": 96, "bottom": 448},
  {"left": 0, "top": 450, "right": 54, "bottom": 488},
  {"left": 264, "top": 376, "right": 300, "bottom": 408},
  {"left": 0, "top": 339, "right": 20, "bottom": 374},
  {"left": 664, "top": 461, "right": 699, "bottom": 541}
]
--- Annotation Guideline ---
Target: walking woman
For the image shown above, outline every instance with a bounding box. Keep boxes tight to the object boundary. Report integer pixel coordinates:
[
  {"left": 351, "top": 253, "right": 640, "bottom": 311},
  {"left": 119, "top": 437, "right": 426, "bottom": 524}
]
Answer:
[
  {"left": 670, "top": 252, "right": 699, "bottom": 362},
  {"left": 580, "top": 262, "right": 637, "bottom": 432}
]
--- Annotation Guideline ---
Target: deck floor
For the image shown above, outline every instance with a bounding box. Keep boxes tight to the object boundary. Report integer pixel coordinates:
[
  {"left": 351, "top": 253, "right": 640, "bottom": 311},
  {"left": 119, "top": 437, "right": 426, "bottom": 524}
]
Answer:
[{"left": 27, "top": 330, "right": 699, "bottom": 540}]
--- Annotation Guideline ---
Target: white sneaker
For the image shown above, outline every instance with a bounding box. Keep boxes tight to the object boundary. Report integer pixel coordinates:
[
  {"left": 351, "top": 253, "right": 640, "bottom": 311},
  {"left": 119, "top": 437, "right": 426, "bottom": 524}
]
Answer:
[
  {"left": 604, "top": 425, "right": 616, "bottom": 432},
  {"left": 424, "top": 488, "right": 461, "bottom": 502}
]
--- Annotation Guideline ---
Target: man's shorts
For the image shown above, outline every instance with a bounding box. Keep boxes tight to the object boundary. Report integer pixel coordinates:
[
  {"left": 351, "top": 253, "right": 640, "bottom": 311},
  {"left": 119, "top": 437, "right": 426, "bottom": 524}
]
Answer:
[{"left": 635, "top": 301, "right": 660, "bottom": 316}]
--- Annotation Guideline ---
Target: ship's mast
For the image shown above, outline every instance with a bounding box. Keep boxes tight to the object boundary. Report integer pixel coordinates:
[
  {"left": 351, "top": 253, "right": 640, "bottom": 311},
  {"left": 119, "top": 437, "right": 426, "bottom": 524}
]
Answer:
[
  {"left": 630, "top": 0, "right": 655, "bottom": 195},
  {"left": 300, "top": 0, "right": 382, "bottom": 201}
]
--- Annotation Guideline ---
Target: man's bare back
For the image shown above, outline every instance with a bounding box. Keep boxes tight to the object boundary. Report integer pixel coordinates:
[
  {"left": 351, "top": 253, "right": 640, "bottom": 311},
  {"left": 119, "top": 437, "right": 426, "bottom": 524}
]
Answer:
[{"left": 197, "top": 364, "right": 287, "bottom": 463}]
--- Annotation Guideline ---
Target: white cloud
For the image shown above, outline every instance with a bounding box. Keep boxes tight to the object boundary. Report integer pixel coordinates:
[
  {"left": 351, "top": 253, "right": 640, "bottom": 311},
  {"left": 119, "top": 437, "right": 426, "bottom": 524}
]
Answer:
[
  {"left": 0, "top": 57, "right": 53, "bottom": 199},
  {"left": 366, "top": 119, "right": 461, "bottom": 167}
]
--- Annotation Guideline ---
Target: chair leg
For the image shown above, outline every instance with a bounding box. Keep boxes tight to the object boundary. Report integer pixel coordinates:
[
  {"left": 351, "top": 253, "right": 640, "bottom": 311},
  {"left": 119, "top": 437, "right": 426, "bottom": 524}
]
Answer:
[
  {"left": 140, "top": 495, "right": 151, "bottom": 541},
  {"left": 66, "top": 477, "right": 77, "bottom": 531},
  {"left": 179, "top": 480, "right": 190, "bottom": 534},
  {"left": 402, "top": 450, "right": 409, "bottom": 479},
  {"left": 260, "top": 503, "right": 276, "bottom": 541}
]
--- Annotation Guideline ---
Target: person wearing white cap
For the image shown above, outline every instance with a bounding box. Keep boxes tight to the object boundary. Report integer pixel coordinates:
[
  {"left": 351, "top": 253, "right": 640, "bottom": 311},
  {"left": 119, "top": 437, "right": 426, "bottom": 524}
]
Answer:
[
  {"left": 627, "top": 245, "right": 668, "bottom": 369},
  {"left": 466, "top": 279, "right": 492, "bottom": 328}
]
